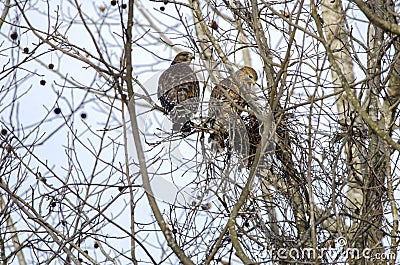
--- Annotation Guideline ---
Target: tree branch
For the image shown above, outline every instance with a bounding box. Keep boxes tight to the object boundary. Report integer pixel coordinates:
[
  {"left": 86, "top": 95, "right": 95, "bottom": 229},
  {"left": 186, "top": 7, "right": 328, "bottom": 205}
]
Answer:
[{"left": 351, "top": 0, "right": 400, "bottom": 35}]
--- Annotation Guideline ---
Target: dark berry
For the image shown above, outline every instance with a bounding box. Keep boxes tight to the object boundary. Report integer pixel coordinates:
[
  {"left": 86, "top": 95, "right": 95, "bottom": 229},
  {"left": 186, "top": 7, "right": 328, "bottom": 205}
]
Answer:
[
  {"left": 51, "top": 201, "right": 57, "bottom": 207},
  {"left": 160, "top": 6, "right": 165, "bottom": 11},
  {"left": 5, "top": 144, "right": 12, "bottom": 153},
  {"left": 118, "top": 186, "right": 124, "bottom": 191},
  {"left": 121, "top": 94, "right": 127, "bottom": 100},
  {"left": 80, "top": 113, "right": 87, "bottom": 119},
  {"left": 210, "top": 21, "right": 218, "bottom": 30},
  {"left": 94, "top": 242, "right": 99, "bottom": 248},
  {"left": 10, "top": 32, "right": 18, "bottom": 40},
  {"left": 121, "top": 3, "right": 127, "bottom": 9},
  {"left": 23, "top": 47, "right": 29, "bottom": 53},
  {"left": 54, "top": 108, "right": 61, "bottom": 114},
  {"left": 40, "top": 80, "right": 46, "bottom": 86},
  {"left": 48, "top": 63, "right": 54, "bottom": 69},
  {"left": 111, "top": 0, "right": 117, "bottom": 6},
  {"left": 1, "top": 129, "right": 7, "bottom": 135}
]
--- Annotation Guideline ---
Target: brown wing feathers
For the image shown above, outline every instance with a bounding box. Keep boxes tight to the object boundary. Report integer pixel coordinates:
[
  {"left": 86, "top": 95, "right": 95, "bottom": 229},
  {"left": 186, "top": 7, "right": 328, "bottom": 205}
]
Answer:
[{"left": 157, "top": 52, "right": 200, "bottom": 132}]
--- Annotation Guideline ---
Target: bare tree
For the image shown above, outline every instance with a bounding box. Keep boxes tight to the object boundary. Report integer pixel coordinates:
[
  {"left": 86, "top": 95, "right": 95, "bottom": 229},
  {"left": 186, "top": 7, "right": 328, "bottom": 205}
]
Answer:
[{"left": 1, "top": 0, "right": 400, "bottom": 264}]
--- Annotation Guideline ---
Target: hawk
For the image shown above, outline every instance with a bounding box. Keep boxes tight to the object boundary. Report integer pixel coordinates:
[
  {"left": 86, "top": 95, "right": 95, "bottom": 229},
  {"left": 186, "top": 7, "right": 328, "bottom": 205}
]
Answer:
[
  {"left": 158, "top": 51, "right": 200, "bottom": 133},
  {"left": 209, "top": 66, "right": 261, "bottom": 168}
]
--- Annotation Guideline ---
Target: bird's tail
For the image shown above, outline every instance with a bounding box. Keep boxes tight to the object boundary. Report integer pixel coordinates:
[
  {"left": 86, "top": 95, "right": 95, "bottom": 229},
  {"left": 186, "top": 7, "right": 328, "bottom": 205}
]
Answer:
[
  {"left": 209, "top": 131, "right": 226, "bottom": 153},
  {"left": 170, "top": 106, "right": 195, "bottom": 134}
]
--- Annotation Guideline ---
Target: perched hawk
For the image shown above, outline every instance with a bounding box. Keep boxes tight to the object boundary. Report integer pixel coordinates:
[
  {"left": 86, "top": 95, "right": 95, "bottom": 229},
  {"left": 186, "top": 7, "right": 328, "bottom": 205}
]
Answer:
[
  {"left": 209, "top": 66, "right": 261, "bottom": 168},
  {"left": 158, "top": 52, "right": 200, "bottom": 132}
]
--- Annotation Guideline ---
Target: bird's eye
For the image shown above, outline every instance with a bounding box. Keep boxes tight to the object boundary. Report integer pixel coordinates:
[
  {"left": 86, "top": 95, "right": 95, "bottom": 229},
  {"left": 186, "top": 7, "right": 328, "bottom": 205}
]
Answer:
[{"left": 248, "top": 75, "right": 253, "bottom": 79}]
